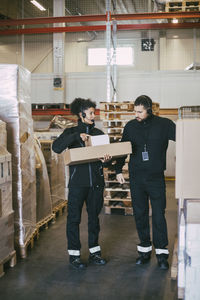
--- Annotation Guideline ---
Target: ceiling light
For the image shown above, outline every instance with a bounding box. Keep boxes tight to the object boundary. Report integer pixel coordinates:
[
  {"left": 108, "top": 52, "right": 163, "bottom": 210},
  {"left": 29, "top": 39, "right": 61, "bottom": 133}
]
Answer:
[
  {"left": 172, "top": 19, "right": 178, "bottom": 24},
  {"left": 30, "top": 0, "right": 46, "bottom": 11},
  {"left": 173, "top": 35, "right": 179, "bottom": 38}
]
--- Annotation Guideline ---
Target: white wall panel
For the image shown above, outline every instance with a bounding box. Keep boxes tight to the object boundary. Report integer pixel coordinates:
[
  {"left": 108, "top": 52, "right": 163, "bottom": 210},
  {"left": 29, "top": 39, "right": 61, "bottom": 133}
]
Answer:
[{"left": 31, "top": 70, "right": 200, "bottom": 107}]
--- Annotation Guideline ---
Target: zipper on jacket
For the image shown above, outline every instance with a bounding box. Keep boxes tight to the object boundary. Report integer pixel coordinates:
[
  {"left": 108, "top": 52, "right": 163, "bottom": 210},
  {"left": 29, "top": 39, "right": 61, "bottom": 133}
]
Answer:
[
  {"left": 86, "top": 125, "right": 93, "bottom": 187},
  {"left": 70, "top": 167, "right": 76, "bottom": 180}
]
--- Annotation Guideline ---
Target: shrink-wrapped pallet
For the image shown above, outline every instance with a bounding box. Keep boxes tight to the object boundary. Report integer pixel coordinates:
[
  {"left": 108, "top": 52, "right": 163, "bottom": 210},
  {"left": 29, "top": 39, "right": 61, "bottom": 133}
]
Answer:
[
  {"left": 35, "top": 131, "right": 68, "bottom": 204},
  {"left": 0, "top": 64, "right": 36, "bottom": 255},
  {"left": 0, "top": 146, "right": 12, "bottom": 217},
  {"left": 40, "top": 140, "right": 66, "bottom": 208},
  {"left": 0, "top": 120, "right": 7, "bottom": 149},
  {"left": 34, "top": 138, "right": 52, "bottom": 222},
  {"left": 0, "top": 212, "right": 15, "bottom": 263}
]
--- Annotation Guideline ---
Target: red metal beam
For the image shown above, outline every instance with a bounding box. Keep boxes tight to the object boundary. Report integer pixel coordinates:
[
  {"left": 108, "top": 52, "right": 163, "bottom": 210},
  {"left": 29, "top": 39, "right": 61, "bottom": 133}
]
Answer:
[
  {"left": 0, "top": 25, "right": 105, "bottom": 35},
  {"left": 1, "top": 22, "right": 200, "bottom": 35},
  {"left": 0, "top": 12, "right": 200, "bottom": 27},
  {"left": 32, "top": 108, "right": 100, "bottom": 116}
]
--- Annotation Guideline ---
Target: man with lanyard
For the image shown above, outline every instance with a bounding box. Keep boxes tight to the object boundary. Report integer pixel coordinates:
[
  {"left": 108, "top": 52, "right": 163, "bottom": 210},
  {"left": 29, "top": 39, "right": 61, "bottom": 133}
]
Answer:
[{"left": 115, "top": 95, "right": 176, "bottom": 270}]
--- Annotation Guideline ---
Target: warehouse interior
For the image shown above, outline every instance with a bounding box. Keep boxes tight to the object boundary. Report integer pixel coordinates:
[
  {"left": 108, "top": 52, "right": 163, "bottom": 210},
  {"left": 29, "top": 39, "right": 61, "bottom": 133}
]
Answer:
[{"left": 0, "top": 0, "right": 200, "bottom": 299}]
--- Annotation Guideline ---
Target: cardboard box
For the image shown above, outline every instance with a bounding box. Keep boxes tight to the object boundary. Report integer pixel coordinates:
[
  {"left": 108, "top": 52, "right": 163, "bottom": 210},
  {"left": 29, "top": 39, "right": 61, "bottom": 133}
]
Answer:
[
  {"left": 176, "top": 119, "right": 200, "bottom": 198},
  {"left": 0, "top": 120, "right": 7, "bottom": 149},
  {"left": 64, "top": 141, "right": 132, "bottom": 165},
  {"left": 0, "top": 211, "right": 14, "bottom": 262},
  {"left": 85, "top": 134, "right": 110, "bottom": 147}
]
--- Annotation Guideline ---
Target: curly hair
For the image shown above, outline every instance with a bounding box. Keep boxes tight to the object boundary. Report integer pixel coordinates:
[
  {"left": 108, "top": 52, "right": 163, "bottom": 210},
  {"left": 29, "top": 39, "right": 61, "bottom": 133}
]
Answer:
[
  {"left": 70, "top": 98, "right": 96, "bottom": 117},
  {"left": 134, "top": 95, "right": 152, "bottom": 111}
]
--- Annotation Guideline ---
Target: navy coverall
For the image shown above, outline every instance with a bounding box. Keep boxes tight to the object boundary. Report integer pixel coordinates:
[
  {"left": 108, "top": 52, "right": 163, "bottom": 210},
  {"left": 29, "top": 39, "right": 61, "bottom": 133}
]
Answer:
[
  {"left": 52, "top": 120, "right": 106, "bottom": 257},
  {"left": 115, "top": 114, "right": 176, "bottom": 256}
]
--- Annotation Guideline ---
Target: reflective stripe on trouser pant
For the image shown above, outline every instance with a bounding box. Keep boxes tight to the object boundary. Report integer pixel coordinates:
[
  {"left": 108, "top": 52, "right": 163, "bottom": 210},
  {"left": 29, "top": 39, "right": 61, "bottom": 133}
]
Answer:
[
  {"left": 67, "top": 186, "right": 104, "bottom": 253},
  {"left": 130, "top": 172, "right": 168, "bottom": 250}
]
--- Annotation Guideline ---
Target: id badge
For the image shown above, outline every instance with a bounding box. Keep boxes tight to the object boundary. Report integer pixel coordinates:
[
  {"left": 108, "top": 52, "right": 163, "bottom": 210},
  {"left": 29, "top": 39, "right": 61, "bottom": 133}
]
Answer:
[{"left": 142, "top": 151, "right": 149, "bottom": 161}]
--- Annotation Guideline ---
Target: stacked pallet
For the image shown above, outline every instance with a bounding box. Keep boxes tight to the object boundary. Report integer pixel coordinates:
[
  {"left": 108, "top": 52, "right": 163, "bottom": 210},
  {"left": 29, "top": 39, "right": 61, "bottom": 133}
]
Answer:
[
  {"left": 100, "top": 102, "right": 133, "bottom": 215},
  {"left": 165, "top": 0, "right": 200, "bottom": 12},
  {"left": 0, "top": 120, "right": 16, "bottom": 277},
  {"left": 100, "top": 101, "right": 159, "bottom": 216}
]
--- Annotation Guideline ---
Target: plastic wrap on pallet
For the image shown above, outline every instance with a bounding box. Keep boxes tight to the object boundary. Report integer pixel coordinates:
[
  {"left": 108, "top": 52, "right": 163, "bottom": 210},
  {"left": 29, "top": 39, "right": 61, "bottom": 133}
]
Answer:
[
  {"left": 50, "top": 152, "right": 66, "bottom": 207},
  {"left": 34, "top": 138, "right": 52, "bottom": 223},
  {"left": 0, "top": 64, "right": 36, "bottom": 249},
  {"left": 0, "top": 211, "right": 14, "bottom": 262},
  {"left": 39, "top": 139, "right": 66, "bottom": 208},
  {"left": 0, "top": 120, "right": 7, "bottom": 148},
  {"left": 35, "top": 131, "right": 69, "bottom": 202},
  {"left": 0, "top": 146, "right": 12, "bottom": 217}
]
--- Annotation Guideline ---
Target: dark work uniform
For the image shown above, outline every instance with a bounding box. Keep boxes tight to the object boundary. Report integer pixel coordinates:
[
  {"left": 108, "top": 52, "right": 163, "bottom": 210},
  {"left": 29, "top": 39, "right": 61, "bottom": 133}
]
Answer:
[
  {"left": 115, "top": 114, "right": 176, "bottom": 256},
  {"left": 52, "top": 120, "right": 106, "bottom": 257}
]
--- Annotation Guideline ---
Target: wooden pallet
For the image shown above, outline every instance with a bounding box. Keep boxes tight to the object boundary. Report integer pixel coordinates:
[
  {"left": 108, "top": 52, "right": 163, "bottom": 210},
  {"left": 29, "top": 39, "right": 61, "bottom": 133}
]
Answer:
[
  {"left": 0, "top": 251, "right": 16, "bottom": 278},
  {"left": 103, "top": 120, "right": 127, "bottom": 128},
  {"left": 19, "top": 228, "right": 39, "bottom": 259},
  {"left": 104, "top": 198, "right": 132, "bottom": 207},
  {"left": 105, "top": 181, "right": 130, "bottom": 189},
  {"left": 32, "top": 103, "right": 69, "bottom": 110},
  {"left": 171, "top": 237, "right": 178, "bottom": 280},
  {"left": 52, "top": 200, "right": 67, "bottom": 217},
  {"left": 104, "top": 189, "right": 131, "bottom": 199},
  {"left": 104, "top": 171, "right": 129, "bottom": 181},
  {"left": 105, "top": 205, "right": 133, "bottom": 216},
  {"left": 100, "top": 102, "right": 134, "bottom": 112},
  {"left": 36, "top": 213, "right": 56, "bottom": 231},
  {"left": 165, "top": 0, "right": 200, "bottom": 12},
  {"left": 165, "top": 176, "right": 175, "bottom": 181}
]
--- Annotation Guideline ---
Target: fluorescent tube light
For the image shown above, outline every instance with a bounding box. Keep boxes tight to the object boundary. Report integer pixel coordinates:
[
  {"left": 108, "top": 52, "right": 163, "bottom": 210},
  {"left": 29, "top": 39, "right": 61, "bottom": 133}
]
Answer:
[{"left": 30, "top": 0, "right": 46, "bottom": 11}]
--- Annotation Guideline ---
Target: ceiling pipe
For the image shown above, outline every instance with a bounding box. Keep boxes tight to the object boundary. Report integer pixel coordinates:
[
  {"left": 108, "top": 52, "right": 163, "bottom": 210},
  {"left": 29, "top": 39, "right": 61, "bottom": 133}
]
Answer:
[
  {"left": 1, "top": 22, "right": 200, "bottom": 35},
  {"left": 1, "top": 12, "right": 200, "bottom": 27}
]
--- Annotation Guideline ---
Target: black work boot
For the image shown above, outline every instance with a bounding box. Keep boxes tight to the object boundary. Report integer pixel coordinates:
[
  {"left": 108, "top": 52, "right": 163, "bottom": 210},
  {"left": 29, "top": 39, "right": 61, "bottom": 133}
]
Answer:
[
  {"left": 69, "top": 256, "right": 86, "bottom": 270},
  {"left": 89, "top": 252, "right": 107, "bottom": 265},
  {"left": 156, "top": 254, "right": 169, "bottom": 270},
  {"left": 136, "top": 251, "right": 151, "bottom": 265}
]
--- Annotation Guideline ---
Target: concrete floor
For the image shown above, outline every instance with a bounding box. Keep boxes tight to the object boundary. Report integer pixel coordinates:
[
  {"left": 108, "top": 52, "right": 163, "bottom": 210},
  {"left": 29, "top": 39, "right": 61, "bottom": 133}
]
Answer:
[{"left": 0, "top": 181, "right": 178, "bottom": 300}]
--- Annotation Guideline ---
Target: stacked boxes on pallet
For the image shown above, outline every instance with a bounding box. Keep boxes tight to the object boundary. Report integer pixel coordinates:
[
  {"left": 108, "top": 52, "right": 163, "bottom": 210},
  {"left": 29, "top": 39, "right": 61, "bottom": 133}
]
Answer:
[
  {"left": 0, "top": 64, "right": 36, "bottom": 258},
  {"left": 34, "top": 139, "right": 52, "bottom": 223},
  {"left": 34, "top": 132, "right": 67, "bottom": 208},
  {"left": 0, "top": 120, "right": 16, "bottom": 277},
  {"left": 100, "top": 101, "right": 159, "bottom": 216}
]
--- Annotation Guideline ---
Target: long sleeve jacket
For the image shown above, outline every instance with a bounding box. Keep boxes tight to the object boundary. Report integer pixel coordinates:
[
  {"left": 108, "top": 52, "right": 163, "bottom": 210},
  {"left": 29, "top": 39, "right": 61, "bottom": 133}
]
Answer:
[
  {"left": 115, "top": 114, "right": 176, "bottom": 177},
  {"left": 52, "top": 120, "right": 106, "bottom": 187}
]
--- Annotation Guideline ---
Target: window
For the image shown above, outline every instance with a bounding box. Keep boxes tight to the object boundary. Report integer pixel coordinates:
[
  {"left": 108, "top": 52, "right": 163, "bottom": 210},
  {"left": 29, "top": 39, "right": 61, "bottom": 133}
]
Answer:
[{"left": 88, "top": 47, "right": 133, "bottom": 66}]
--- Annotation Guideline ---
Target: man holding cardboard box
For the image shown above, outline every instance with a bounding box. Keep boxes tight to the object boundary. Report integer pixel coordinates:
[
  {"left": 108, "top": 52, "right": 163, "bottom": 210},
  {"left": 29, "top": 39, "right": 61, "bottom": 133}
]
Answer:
[
  {"left": 116, "top": 95, "right": 176, "bottom": 270},
  {"left": 52, "top": 98, "right": 111, "bottom": 270}
]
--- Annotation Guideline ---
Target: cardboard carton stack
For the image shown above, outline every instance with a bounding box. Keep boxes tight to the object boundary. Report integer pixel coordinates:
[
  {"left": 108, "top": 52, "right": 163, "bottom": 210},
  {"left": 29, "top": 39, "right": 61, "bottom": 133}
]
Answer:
[
  {"left": 0, "top": 120, "right": 16, "bottom": 276},
  {"left": 0, "top": 120, "right": 7, "bottom": 149},
  {"left": 34, "top": 132, "right": 67, "bottom": 208},
  {"left": 0, "top": 64, "right": 36, "bottom": 257},
  {"left": 40, "top": 140, "right": 66, "bottom": 208}
]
